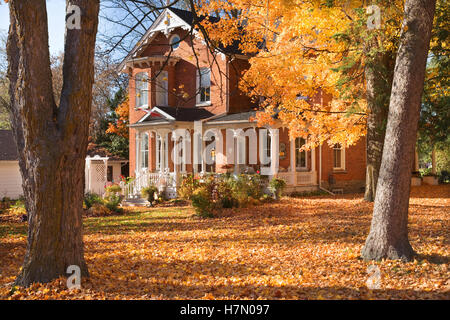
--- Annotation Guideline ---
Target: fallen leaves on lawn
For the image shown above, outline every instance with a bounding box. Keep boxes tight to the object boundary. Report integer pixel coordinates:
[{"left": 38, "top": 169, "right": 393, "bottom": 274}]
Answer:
[{"left": 0, "top": 185, "right": 448, "bottom": 300}]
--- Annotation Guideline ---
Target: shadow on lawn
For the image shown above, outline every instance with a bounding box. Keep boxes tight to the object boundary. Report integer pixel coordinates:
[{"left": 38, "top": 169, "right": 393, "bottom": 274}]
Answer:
[{"left": 86, "top": 254, "right": 449, "bottom": 299}]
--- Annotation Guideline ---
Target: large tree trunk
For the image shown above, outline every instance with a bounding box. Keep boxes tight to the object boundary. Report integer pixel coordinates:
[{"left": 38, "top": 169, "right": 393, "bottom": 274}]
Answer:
[
  {"left": 7, "top": 0, "right": 99, "bottom": 286},
  {"left": 362, "top": 0, "right": 436, "bottom": 261}
]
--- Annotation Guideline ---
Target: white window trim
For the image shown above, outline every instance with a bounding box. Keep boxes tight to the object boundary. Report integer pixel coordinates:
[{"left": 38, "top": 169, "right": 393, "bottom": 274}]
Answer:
[
  {"left": 135, "top": 72, "right": 149, "bottom": 109},
  {"left": 333, "top": 144, "right": 346, "bottom": 171},
  {"left": 169, "top": 34, "right": 181, "bottom": 50},
  {"left": 196, "top": 67, "right": 211, "bottom": 106},
  {"left": 295, "top": 137, "right": 308, "bottom": 171},
  {"left": 140, "top": 132, "right": 149, "bottom": 170},
  {"left": 155, "top": 70, "right": 168, "bottom": 106}
]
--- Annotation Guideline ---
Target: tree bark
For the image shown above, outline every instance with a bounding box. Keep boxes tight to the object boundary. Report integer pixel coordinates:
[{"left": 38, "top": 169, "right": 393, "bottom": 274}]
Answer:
[
  {"left": 362, "top": 0, "right": 436, "bottom": 261},
  {"left": 7, "top": 0, "right": 99, "bottom": 286},
  {"left": 363, "top": 55, "right": 392, "bottom": 202}
]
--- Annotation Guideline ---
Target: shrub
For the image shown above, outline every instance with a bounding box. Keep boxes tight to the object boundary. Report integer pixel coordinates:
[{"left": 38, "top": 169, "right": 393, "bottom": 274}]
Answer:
[
  {"left": 105, "top": 194, "right": 123, "bottom": 213},
  {"left": 8, "top": 199, "right": 26, "bottom": 216},
  {"left": 178, "top": 174, "right": 200, "bottom": 200},
  {"left": 106, "top": 184, "right": 122, "bottom": 194},
  {"left": 191, "top": 186, "right": 214, "bottom": 217},
  {"left": 439, "top": 170, "right": 450, "bottom": 184},
  {"left": 84, "top": 192, "right": 103, "bottom": 209},
  {"left": 141, "top": 185, "right": 159, "bottom": 206},
  {"left": 269, "top": 178, "right": 287, "bottom": 200}
]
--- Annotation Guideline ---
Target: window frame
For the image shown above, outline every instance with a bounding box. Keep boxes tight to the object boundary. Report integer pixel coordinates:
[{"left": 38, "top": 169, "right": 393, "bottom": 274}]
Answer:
[
  {"left": 333, "top": 143, "right": 346, "bottom": 171},
  {"left": 295, "top": 137, "right": 308, "bottom": 171},
  {"left": 135, "top": 72, "right": 149, "bottom": 109},
  {"left": 196, "top": 67, "right": 211, "bottom": 106},
  {"left": 155, "top": 70, "right": 168, "bottom": 106},
  {"left": 169, "top": 34, "right": 181, "bottom": 50},
  {"left": 140, "top": 132, "right": 149, "bottom": 170}
]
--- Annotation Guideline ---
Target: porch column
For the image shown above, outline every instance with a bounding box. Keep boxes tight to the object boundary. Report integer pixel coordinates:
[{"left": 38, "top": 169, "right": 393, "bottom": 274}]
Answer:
[
  {"left": 182, "top": 130, "right": 190, "bottom": 173},
  {"left": 311, "top": 146, "right": 316, "bottom": 172},
  {"left": 155, "top": 132, "right": 160, "bottom": 172},
  {"left": 270, "top": 128, "right": 279, "bottom": 176},
  {"left": 172, "top": 132, "right": 180, "bottom": 175},
  {"left": 135, "top": 131, "right": 141, "bottom": 175},
  {"left": 193, "top": 121, "right": 203, "bottom": 174},
  {"left": 290, "top": 138, "right": 297, "bottom": 185},
  {"left": 201, "top": 135, "right": 206, "bottom": 174}
]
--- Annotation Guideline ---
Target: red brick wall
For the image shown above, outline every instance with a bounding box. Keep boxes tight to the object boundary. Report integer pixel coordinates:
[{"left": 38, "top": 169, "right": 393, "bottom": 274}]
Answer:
[{"left": 319, "top": 137, "right": 366, "bottom": 193}]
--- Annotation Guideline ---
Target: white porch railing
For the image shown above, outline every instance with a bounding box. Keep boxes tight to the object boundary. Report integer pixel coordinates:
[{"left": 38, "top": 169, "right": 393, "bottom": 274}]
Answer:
[
  {"left": 122, "top": 170, "right": 181, "bottom": 199},
  {"left": 277, "top": 171, "right": 317, "bottom": 186}
]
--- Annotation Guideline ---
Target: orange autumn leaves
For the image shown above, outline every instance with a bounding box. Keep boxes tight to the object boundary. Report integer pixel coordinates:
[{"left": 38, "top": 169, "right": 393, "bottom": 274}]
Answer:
[
  {"left": 0, "top": 185, "right": 448, "bottom": 300},
  {"left": 195, "top": 0, "right": 404, "bottom": 149},
  {"left": 106, "top": 96, "right": 129, "bottom": 139}
]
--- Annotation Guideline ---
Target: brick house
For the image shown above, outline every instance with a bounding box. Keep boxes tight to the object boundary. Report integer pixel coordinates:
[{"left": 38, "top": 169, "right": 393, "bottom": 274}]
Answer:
[{"left": 120, "top": 7, "right": 366, "bottom": 198}]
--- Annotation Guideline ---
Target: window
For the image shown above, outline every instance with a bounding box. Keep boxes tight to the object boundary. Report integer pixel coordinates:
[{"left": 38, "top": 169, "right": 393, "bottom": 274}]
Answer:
[
  {"left": 155, "top": 71, "right": 168, "bottom": 106},
  {"left": 140, "top": 133, "right": 149, "bottom": 169},
  {"left": 107, "top": 166, "right": 113, "bottom": 182},
  {"left": 261, "top": 132, "right": 271, "bottom": 166},
  {"left": 196, "top": 68, "right": 211, "bottom": 105},
  {"left": 295, "top": 138, "right": 307, "bottom": 169},
  {"left": 333, "top": 143, "right": 345, "bottom": 170},
  {"left": 135, "top": 72, "right": 148, "bottom": 108},
  {"left": 170, "top": 34, "right": 180, "bottom": 50}
]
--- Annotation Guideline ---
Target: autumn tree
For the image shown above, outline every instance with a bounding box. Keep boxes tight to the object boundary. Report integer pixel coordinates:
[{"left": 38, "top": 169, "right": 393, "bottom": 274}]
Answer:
[
  {"left": 94, "top": 88, "right": 130, "bottom": 159},
  {"left": 361, "top": 0, "right": 437, "bottom": 261},
  {"left": 5, "top": 0, "right": 99, "bottom": 285}
]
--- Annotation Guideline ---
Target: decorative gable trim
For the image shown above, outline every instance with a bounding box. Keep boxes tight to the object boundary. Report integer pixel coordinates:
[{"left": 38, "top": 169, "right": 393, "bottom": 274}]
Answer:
[
  {"left": 138, "top": 106, "right": 176, "bottom": 123},
  {"left": 119, "top": 8, "right": 195, "bottom": 72}
]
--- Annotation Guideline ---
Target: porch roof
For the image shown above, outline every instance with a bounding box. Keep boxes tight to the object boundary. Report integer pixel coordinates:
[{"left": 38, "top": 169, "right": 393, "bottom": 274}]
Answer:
[
  {"left": 205, "top": 110, "right": 257, "bottom": 124},
  {"left": 133, "top": 106, "right": 215, "bottom": 125}
]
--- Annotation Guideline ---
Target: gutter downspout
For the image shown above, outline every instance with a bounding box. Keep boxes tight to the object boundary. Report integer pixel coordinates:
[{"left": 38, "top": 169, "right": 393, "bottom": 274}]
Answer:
[{"left": 319, "top": 143, "right": 335, "bottom": 196}]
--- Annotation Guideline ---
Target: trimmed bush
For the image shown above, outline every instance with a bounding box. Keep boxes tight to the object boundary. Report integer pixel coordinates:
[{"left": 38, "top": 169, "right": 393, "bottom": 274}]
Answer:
[
  {"left": 191, "top": 186, "right": 214, "bottom": 218},
  {"left": 269, "top": 178, "right": 287, "bottom": 200},
  {"left": 141, "top": 185, "right": 159, "bottom": 206},
  {"left": 84, "top": 192, "right": 103, "bottom": 209}
]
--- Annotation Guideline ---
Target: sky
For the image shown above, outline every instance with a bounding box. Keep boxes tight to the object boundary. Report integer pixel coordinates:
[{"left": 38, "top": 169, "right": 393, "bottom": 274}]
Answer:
[
  {"left": 0, "top": 0, "right": 120, "bottom": 57},
  {"left": 0, "top": 0, "right": 67, "bottom": 55}
]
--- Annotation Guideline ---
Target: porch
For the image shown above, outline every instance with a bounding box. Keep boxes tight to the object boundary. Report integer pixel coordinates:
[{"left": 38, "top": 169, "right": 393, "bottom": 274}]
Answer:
[{"left": 127, "top": 110, "right": 319, "bottom": 199}]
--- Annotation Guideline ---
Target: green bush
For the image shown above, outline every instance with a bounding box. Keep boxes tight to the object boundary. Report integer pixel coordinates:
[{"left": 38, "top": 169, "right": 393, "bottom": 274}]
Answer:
[
  {"left": 84, "top": 192, "right": 103, "bottom": 209},
  {"left": 106, "top": 184, "right": 122, "bottom": 194},
  {"left": 105, "top": 194, "right": 123, "bottom": 213},
  {"left": 439, "top": 170, "right": 450, "bottom": 184},
  {"left": 178, "top": 174, "right": 200, "bottom": 200},
  {"left": 269, "top": 178, "right": 287, "bottom": 200},
  {"left": 141, "top": 185, "right": 159, "bottom": 206},
  {"left": 191, "top": 186, "right": 214, "bottom": 218}
]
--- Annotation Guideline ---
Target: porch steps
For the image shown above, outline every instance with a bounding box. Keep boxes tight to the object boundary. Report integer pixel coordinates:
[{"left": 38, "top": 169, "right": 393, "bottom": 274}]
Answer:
[{"left": 122, "top": 197, "right": 150, "bottom": 207}]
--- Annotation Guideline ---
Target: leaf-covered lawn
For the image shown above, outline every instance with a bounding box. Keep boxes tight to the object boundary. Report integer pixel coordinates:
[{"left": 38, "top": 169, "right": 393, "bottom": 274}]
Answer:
[{"left": 0, "top": 185, "right": 448, "bottom": 300}]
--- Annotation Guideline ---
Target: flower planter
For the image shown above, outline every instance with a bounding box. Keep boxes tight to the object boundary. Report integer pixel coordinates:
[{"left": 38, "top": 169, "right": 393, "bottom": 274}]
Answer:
[
  {"left": 411, "top": 176, "right": 422, "bottom": 186},
  {"left": 422, "top": 176, "right": 438, "bottom": 186}
]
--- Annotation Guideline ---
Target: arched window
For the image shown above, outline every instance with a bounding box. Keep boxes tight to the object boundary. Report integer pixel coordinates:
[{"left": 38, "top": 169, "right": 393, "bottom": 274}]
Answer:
[
  {"left": 135, "top": 72, "right": 148, "bottom": 108},
  {"left": 170, "top": 34, "right": 181, "bottom": 50}
]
